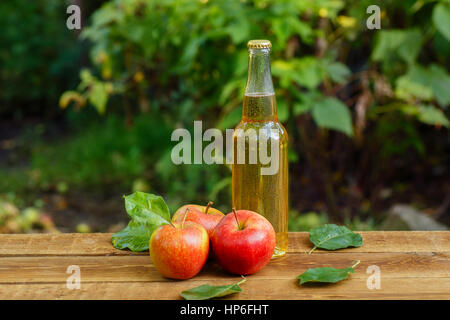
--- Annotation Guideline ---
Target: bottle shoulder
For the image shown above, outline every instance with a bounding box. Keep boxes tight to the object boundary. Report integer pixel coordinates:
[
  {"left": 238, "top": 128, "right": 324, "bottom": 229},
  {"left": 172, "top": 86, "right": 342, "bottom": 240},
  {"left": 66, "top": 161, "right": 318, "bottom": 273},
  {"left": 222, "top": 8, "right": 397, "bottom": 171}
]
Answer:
[{"left": 233, "top": 120, "right": 288, "bottom": 142}]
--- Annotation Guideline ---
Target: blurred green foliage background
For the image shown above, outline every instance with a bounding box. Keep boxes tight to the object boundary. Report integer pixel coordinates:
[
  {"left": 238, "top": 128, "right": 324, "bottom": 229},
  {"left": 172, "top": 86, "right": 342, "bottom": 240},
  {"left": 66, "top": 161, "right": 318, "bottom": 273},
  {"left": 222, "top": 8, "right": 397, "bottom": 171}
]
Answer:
[{"left": 0, "top": 0, "right": 449, "bottom": 233}]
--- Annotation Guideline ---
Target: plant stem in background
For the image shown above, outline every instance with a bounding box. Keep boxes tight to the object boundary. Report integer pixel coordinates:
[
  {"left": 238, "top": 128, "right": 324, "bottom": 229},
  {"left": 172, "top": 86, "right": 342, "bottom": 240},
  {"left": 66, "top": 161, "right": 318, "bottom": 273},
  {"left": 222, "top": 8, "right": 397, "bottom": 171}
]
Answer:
[{"left": 296, "top": 116, "right": 339, "bottom": 221}]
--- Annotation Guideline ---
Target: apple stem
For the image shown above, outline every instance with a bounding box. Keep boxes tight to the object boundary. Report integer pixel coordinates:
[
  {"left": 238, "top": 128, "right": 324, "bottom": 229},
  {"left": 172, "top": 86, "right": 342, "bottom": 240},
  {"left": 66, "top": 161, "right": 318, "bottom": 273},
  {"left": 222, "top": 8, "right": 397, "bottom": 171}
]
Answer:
[
  {"left": 181, "top": 208, "right": 189, "bottom": 229},
  {"left": 232, "top": 208, "right": 241, "bottom": 230},
  {"left": 205, "top": 201, "right": 213, "bottom": 214}
]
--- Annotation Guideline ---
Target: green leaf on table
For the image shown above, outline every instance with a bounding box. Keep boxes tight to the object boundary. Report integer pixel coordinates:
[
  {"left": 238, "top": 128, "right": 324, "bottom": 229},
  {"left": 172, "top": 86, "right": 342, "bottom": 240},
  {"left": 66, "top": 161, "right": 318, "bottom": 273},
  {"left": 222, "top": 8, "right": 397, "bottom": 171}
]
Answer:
[
  {"left": 312, "top": 97, "right": 353, "bottom": 136},
  {"left": 111, "top": 192, "right": 171, "bottom": 252},
  {"left": 111, "top": 220, "right": 154, "bottom": 252},
  {"left": 308, "top": 224, "right": 363, "bottom": 254},
  {"left": 181, "top": 277, "right": 247, "bottom": 300},
  {"left": 297, "top": 261, "right": 360, "bottom": 285}
]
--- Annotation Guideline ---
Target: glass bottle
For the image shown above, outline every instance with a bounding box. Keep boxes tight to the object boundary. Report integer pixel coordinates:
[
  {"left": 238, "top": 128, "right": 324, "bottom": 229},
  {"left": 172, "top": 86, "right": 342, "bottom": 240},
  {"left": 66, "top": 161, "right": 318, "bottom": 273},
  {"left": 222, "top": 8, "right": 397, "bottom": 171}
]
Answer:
[{"left": 232, "top": 40, "right": 289, "bottom": 258}]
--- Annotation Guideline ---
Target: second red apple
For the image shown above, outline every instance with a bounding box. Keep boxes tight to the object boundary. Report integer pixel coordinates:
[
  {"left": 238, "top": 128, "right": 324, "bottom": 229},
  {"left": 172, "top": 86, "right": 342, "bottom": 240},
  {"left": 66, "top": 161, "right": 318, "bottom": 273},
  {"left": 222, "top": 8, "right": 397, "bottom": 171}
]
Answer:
[
  {"left": 211, "top": 209, "right": 276, "bottom": 275},
  {"left": 172, "top": 201, "right": 224, "bottom": 237}
]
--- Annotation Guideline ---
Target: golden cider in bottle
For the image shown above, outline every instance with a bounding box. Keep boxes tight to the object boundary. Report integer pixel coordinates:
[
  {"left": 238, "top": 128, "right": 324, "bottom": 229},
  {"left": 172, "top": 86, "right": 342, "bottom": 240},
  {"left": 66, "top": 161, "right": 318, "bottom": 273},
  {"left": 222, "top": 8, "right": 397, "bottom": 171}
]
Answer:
[{"left": 232, "top": 40, "right": 289, "bottom": 258}]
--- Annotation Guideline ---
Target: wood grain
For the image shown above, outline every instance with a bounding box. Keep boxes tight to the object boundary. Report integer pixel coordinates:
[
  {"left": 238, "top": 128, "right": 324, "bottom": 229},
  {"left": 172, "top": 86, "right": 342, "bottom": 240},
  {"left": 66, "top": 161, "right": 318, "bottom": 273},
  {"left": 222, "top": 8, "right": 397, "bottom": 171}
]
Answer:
[
  {"left": 1, "top": 231, "right": 449, "bottom": 256},
  {"left": 1, "top": 278, "right": 449, "bottom": 300},
  {"left": 0, "top": 232, "right": 449, "bottom": 299}
]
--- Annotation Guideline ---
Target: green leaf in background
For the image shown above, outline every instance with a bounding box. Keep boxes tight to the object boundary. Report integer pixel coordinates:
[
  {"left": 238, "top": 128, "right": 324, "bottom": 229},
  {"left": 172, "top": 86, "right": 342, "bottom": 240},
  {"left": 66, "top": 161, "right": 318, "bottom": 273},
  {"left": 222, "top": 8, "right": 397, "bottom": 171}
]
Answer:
[
  {"left": 396, "top": 104, "right": 449, "bottom": 127},
  {"left": 289, "top": 17, "right": 314, "bottom": 44},
  {"left": 395, "top": 64, "right": 450, "bottom": 108},
  {"left": 59, "top": 91, "right": 85, "bottom": 109},
  {"left": 89, "top": 82, "right": 108, "bottom": 114},
  {"left": 308, "top": 224, "right": 363, "bottom": 254},
  {"left": 272, "top": 60, "right": 294, "bottom": 88},
  {"left": 277, "top": 99, "right": 289, "bottom": 122},
  {"left": 372, "top": 29, "right": 422, "bottom": 65},
  {"left": 292, "top": 57, "right": 324, "bottom": 89},
  {"left": 395, "top": 75, "right": 434, "bottom": 102},
  {"left": 432, "top": 3, "right": 450, "bottom": 42},
  {"left": 417, "top": 105, "right": 450, "bottom": 127},
  {"left": 312, "top": 97, "right": 354, "bottom": 136},
  {"left": 217, "top": 106, "right": 242, "bottom": 130},
  {"left": 175, "top": 36, "right": 206, "bottom": 74},
  {"left": 273, "top": 19, "right": 291, "bottom": 45},
  {"left": 272, "top": 57, "right": 324, "bottom": 90},
  {"left": 208, "top": 177, "right": 232, "bottom": 200},
  {"left": 297, "top": 261, "right": 360, "bottom": 285},
  {"left": 293, "top": 103, "right": 311, "bottom": 116},
  {"left": 181, "top": 277, "right": 246, "bottom": 300},
  {"left": 86, "top": 2, "right": 124, "bottom": 31},
  {"left": 219, "top": 78, "right": 244, "bottom": 105},
  {"left": 111, "top": 192, "right": 171, "bottom": 252},
  {"left": 324, "top": 62, "right": 351, "bottom": 84},
  {"left": 426, "top": 65, "right": 450, "bottom": 108},
  {"left": 273, "top": 16, "right": 314, "bottom": 46}
]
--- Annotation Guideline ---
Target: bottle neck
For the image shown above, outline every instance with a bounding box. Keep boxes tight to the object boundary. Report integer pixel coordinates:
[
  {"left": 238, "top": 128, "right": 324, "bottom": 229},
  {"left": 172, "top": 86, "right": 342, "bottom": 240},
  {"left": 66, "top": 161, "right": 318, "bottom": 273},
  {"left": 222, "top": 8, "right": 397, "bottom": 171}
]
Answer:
[
  {"left": 243, "top": 48, "right": 276, "bottom": 121},
  {"left": 245, "top": 48, "right": 274, "bottom": 95}
]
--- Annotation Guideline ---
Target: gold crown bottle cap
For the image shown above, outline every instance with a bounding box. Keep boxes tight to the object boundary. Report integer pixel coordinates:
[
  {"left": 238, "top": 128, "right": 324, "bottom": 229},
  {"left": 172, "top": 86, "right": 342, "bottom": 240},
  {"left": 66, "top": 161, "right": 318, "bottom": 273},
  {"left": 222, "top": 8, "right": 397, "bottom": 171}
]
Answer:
[{"left": 247, "top": 39, "right": 272, "bottom": 49}]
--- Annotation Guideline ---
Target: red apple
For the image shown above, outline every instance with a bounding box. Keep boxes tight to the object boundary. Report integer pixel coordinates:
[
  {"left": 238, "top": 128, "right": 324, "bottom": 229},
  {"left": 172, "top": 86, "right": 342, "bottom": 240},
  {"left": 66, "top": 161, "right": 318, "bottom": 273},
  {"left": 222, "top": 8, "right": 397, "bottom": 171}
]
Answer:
[
  {"left": 211, "top": 209, "right": 276, "bottom": 275},
  {"left": 172, "top": 202, "right": 224, "bottom": 237},
  {"left": 150, "top": 220, "right": 209, "bottom": 280}
]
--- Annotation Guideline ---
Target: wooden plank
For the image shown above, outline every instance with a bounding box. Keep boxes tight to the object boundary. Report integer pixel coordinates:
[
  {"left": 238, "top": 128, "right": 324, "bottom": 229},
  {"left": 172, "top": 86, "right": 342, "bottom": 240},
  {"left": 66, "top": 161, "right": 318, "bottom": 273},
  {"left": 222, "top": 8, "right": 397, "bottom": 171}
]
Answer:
[
  {"left": 1, "top": 278, "right": 449, "bottom": 300},
  {"left": 1, "top": 231, "right": 449, "bottom": 256},
  {"left": 289, "top": 231, "right": 450, "bottom": 253},
  {"left": 0, "top": 233, "right": 138, "bottom": 257},
  {"left": 0, "top": 232, "right": 449, "bottom": 300},
  {"left": 0, "top": 252, "right": 448, "bottom": 283}
]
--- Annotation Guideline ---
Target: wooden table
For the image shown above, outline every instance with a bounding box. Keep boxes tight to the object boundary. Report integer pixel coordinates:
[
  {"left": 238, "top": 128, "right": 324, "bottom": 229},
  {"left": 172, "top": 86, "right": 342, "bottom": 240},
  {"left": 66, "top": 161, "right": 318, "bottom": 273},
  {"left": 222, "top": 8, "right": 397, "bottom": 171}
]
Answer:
[{"left": 0, "top": 231, "right": 449, "bottom": 300}]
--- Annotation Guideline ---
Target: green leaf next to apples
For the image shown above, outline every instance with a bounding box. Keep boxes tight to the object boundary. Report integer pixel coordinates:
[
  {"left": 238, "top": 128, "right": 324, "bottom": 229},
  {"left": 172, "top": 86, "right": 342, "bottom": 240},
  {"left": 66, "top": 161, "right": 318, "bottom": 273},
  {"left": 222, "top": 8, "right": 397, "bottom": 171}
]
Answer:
[
  {"left": 297, "top": 260, "right": 360, "bottom": 285},
  {"left": 181, "top": 276, "right": 247, "bottom": 300},
  {"left": 111, "top": 192, "right": 171, "bottom": 252},
  {"left": 111, "top": 220, "right": 154, "bottom": 252},
  {"left": 308, "top": 224, "right": 363, "bottom": 254},
  {"left": 111, "top": 193, "right": 225, "bottom": 252}
]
